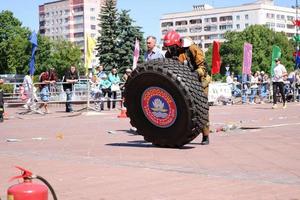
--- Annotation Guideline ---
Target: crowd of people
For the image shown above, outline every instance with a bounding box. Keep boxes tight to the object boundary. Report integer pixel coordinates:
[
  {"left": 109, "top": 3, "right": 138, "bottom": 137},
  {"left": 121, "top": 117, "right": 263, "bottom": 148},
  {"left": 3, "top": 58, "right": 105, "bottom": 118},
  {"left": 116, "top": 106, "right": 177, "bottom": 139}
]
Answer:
[{"left": 226, "top": 62, "right": 300, "bottom": 106}]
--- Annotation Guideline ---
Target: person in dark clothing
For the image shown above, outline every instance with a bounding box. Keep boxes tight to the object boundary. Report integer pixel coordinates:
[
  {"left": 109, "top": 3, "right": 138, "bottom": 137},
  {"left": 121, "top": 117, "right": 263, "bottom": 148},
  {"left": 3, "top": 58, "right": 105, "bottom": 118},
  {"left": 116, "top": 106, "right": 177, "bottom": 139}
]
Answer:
[
  {"left": 0, "top": 79, "right": 4, "bottom": 122},
  {"left": 38, "top": 68, "right": 57, "bottom": 113},
  {"left": 63, "top": 65, "right": 79, "bottom": 112}
]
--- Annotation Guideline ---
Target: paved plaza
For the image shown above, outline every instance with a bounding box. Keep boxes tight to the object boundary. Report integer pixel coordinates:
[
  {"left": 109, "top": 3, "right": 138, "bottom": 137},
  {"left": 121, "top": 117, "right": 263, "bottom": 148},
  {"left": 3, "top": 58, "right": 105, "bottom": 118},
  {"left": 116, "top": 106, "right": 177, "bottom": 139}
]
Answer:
[{"left": 0, "top": 102, "right": 300, "bottom": 200}]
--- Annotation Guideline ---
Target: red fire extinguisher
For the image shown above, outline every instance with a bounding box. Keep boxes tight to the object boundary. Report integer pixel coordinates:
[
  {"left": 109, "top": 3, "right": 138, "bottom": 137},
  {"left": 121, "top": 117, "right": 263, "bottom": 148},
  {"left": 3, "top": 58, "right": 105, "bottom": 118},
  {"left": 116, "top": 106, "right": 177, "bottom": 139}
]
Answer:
[{"left": 7, "top": 166, "right": 57, "bottom": 200}]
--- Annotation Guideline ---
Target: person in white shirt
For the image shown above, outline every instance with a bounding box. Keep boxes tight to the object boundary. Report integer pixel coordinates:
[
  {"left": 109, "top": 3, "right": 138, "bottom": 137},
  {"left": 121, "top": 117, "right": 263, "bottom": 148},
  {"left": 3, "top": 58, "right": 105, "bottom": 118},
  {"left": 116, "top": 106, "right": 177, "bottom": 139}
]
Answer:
[
  {"left": 22, "top": 71, "right": 35, "bottom": 110},
  {"left": 144, "top": 36, "right": 165, "bottom": 61},
  {"left": 272, "top": 58, "right": 287, "bottom": 109}
]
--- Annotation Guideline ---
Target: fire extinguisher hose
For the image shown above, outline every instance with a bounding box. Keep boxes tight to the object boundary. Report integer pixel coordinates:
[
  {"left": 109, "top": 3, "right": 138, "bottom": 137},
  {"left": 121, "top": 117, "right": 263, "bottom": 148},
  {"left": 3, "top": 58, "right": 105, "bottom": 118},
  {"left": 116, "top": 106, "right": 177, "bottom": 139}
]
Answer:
[{"left": 35, "top": 175, "right": 58, "bottom": 200}]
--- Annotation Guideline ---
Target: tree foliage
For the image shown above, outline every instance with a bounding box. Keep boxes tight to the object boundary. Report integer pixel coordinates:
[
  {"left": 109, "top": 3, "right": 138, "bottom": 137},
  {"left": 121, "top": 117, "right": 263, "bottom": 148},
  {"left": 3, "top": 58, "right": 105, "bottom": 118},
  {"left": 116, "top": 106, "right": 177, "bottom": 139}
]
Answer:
[
  {"left": 0, "top": 10, "right": 31, "bottom": 74},
  {"left": 96, "top": 1, "right": 145, "bottom": 73},
  {"left": 35, "top": 38, "right": 83, "bottom": 78},
  {"left": 116, "top": 10, "right": 145, "bottom": 73},
  {"left": 206, "top": 25, "right": 294, "bottom": 77},
  {"left": 0, "top": 10, "right": 83, "bottom": 78},
  {"left": 96, "top": 0, "right": 119, "bottom": 71}
]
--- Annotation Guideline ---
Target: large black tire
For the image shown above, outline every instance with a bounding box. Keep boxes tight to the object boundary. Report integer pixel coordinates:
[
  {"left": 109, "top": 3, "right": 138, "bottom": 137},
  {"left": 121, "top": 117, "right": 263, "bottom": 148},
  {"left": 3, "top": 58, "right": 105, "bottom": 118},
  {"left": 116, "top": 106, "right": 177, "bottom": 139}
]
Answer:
[{"left": 124, "top": 58, "right": 209, "bottom": 148}]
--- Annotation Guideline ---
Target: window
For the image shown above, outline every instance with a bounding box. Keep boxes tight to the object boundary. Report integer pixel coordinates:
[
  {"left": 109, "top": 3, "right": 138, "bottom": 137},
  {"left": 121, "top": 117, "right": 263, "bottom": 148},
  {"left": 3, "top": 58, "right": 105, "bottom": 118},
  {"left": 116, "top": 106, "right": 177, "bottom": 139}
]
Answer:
[
  {"left": 245, "top": 14, "right": 249, "bottom": 20},
  {"left": 74, "top": 15, "right": 84, "bottom": 22},
  {"left": 287, "top": 16, "right": 294, "bottom": 21},
  {"left": 90, "top": 8, "right": 95, "bottom": 12},
  {"left": 190, "top": 26, "right": 202, "bottom": 33},
  {"left": 90, "top": 16, "right": 96, "bottom": 21},
  {"left": 236, "top": 15, "right": 240, "bottom": 20},
  {"left": 39, "top": 21, "right": 45, "bottom": 26},
  {"left": 74, "top": 32, "right": 84, "bottom": 38},
  {"left": 211, "top": 17, "right": 217, "bottom": 22},
  {"left": 161, "top": 22, "right": 173, "bottom": 27},
  {"left": 204, "top": 25, "right": 217, "bottom": 32},
  {"left": 175, "top": 20, "right": 188, "bottom": 26},
  {"left": 287, "top": 24, "right": 295, "bottom": 29},
  {"left": 73, "top": 6, "right": 83, "bottom": 12},
  {"left": 219, "top": 16, "right": 232, "bottom": 22},
  {"left": 219, "top": 24, "right": 233, "bottom": 30},
  {"left": 91, "top": 25, "right": 96, "bottom": 30},
  {"left": 175, "top": 28, "right": 187, "bottom": 33},
  {"left": 236, "top": 24, "right": 240, "bottom": 29},
  {"left": 265, "top": 22, "right": 275, "bottom": 28},
  {"left": 189, "top": 18, "right": 202, "bottom": 24},
  {"left": 74, "top": 23, "right": 84, "bottom": 29},
  {"left": 204, "top": 17, "right": 217, "bottom": 23},
  {"left": 276, "top": 23, "right": 285, "bottom": 28},
  {"left": 245, "top": 23, "right": 249, "bottom": 28}
]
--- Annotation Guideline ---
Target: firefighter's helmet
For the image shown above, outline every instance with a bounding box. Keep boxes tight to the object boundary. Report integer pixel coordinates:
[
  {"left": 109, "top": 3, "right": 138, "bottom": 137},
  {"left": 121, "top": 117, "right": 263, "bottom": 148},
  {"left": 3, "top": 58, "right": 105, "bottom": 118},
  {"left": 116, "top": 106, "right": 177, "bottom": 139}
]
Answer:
[{"left": 163, "top": 30, "right": 181, "bottom": 47}]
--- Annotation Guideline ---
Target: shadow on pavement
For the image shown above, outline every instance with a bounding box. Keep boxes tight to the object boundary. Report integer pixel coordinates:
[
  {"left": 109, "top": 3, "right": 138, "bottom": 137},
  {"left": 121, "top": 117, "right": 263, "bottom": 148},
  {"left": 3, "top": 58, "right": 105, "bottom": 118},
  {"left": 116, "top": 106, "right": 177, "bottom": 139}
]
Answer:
[{"left": 106, "top": 141, "right": 195, "bottom": 149}]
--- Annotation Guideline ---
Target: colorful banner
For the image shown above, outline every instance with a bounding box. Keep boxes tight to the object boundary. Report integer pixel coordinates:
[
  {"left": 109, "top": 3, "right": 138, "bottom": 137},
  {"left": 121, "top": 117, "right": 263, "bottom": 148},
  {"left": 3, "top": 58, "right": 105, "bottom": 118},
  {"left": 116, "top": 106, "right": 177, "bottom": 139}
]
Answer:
[
  {"left": 29, "top": 31, "right": 38, "bottom": 76},
  {"left": 211, "top": 41, "right": 221, "bottom": 75},
  {"left": 85, "top": 35, "right": 96, "bottom": 75},
  {"left": 132, "top": 38, "right": 140, "bottom": 70},
  {"left": 270, "top": 45, "right": 281, "bottom": 76},
  {"left": 242, "top": 43, "right": 252, "bottom": 75}
]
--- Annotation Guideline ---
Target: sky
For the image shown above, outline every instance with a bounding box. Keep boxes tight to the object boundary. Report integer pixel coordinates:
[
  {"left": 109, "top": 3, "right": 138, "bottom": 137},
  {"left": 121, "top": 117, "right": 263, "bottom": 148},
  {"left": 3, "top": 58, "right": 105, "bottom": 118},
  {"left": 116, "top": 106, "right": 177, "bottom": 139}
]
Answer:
[{"left": 0, "top": 0, "right": 295, "bottom": 42}]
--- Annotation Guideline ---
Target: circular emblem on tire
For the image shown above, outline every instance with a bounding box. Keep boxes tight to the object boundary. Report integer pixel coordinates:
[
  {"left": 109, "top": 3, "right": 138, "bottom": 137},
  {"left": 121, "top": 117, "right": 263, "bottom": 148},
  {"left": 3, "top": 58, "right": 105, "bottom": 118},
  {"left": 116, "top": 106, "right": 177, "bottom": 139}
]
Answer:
[{"left": 141, "top": 87, "right": 177, "bottom": 128}]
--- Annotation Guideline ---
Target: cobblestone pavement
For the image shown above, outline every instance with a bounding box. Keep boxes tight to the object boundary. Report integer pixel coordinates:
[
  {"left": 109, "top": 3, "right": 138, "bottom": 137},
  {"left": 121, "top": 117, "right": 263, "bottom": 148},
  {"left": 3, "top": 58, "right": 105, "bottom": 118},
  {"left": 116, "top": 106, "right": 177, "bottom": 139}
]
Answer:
[{"left": 0, "top": 103, "right": 300, "bottom": 200}]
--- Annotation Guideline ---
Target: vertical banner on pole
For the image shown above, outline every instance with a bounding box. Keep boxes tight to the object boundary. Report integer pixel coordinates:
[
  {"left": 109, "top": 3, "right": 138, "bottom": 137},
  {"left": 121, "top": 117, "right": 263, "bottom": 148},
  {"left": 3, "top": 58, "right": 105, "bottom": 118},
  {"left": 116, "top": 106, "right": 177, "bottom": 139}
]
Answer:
[
  {"left": 270, "top": 45, "right": 281, "bottom": 76},
  {"left": 242, "top": 42, "right": 253, "bottom": 75},
  {"left": 29, "top": 31, "right": 38, "bottom": 76},
  {"left": 85, "top": 35, "right": 96, "bottom": 76},
  {"left": 211, "top": 41, "right": 221, "bottom": 75},
  {"left": 132, "top": 38, "right": 140, "bottom": 70}
]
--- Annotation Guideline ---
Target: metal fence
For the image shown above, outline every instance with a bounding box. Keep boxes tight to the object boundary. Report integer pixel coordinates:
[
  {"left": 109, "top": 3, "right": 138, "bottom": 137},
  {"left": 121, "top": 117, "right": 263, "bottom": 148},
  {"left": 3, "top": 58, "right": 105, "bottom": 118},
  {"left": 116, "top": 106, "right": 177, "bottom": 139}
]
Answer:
[{"left": 1, "top": 79, "right": 124, "bottom": 112}]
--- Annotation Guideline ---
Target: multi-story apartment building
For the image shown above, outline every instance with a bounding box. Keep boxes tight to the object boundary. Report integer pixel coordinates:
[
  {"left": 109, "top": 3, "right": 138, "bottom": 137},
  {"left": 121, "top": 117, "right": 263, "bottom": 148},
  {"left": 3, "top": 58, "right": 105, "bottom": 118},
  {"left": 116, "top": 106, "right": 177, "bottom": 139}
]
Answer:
[
  {"left": 39, "top": 0, "right": 111, "bottom": 67},
  {"left": 160, "top": 0, "right": 296, "bottom": 51}
]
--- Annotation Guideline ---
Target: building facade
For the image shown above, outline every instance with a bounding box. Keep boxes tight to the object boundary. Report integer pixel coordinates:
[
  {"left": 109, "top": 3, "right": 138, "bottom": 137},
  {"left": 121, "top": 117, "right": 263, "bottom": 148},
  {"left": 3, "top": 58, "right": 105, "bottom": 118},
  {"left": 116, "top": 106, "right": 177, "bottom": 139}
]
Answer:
[
  {"left": 160, "top": 0, "right": 296, "bottom": 51},
  {"left": 39, "top": 0, "right": 111, "bottom": 67}
]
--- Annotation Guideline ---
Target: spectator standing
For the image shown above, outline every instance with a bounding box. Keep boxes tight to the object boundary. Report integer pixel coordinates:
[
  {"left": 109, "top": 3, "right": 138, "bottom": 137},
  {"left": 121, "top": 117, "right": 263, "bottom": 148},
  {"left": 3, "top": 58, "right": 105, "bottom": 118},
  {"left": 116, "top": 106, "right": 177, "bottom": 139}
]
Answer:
[
  {"left": 296, "top": 71, "right": 300, "bottom": 102},
  {"left": 90, "top": 75, "right": 102, "bottom": 110},
  {"left": 144, "top": 36, "right": 165, "bottom": 61},
  {"left": 121, "top": 68, "right": 132, "bottom": 83},
  {"left": 95, "top": 65, "right": 107, "bottom": 79},
  {"left": 249, "top": 71, "right": 259, "bottom": 104},
  {"left": 100, "top": 74, "right": 111, "bottom": 110},
  {"left": 272, "top": 58, "right": 287, "bottom": 109},
  {"left": 38, "top": 68, "right": 57, "bottom": 113},
  {"left": 259, "top": 72, "right": 269, "bottom": 103},
  {"left": 108, "top": 67, "right": 120, "bottom": 109},
  {"left": 22, "top": 71, "right": 35, "bottom": 110},
  {"left": 63, "top": 65, "right": 79, "bottom": 112},
  {"left": 232, "top": 77, "right": 241, "bottom": 97}
]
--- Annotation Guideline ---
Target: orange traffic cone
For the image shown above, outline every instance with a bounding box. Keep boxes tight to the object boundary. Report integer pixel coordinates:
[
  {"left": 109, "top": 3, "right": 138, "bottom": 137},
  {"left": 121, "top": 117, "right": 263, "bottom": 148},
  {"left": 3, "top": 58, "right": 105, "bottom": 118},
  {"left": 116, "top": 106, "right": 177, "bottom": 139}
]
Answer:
[{"left": 118, "top": 107, "right": 128, "bottom": 118}]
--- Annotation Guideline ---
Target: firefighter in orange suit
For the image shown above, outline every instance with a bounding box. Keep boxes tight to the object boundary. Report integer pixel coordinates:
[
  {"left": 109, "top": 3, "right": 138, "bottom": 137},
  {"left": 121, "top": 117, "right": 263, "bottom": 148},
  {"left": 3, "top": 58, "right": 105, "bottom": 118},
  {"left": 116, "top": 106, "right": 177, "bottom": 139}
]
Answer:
[{"left": 164, "top": 30, "right": 211, "bottom": 145}]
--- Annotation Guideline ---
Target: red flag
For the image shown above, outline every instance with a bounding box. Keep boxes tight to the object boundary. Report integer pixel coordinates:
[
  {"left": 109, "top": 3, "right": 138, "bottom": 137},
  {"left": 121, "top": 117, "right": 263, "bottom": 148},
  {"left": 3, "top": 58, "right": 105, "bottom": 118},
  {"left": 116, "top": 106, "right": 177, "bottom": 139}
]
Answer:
[
  {"left": 132, "top": 38, "right": 140, "bottom": 70},
  {"left": 211, "top": 41, "right": 221, "bottom": 75}
]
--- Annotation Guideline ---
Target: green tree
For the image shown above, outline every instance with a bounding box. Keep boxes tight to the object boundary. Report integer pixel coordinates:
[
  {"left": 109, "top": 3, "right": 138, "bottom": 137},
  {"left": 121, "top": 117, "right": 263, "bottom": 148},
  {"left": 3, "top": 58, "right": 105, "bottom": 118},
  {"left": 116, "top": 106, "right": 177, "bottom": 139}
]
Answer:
[
  {"left": 47, "top": 40, "right": 83, "bottom": 78},
  {"left": 96, "top": 0, "right": 119, "bottom": 71},
  {"left": 116, "top": 9, "right": 145, "bottom": 73},
  {"left": 0, "top": 10, "right": 31, "bottom": 74},
  {"left": 206, "top": 25, "right": 294, "bottom": 77}
]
